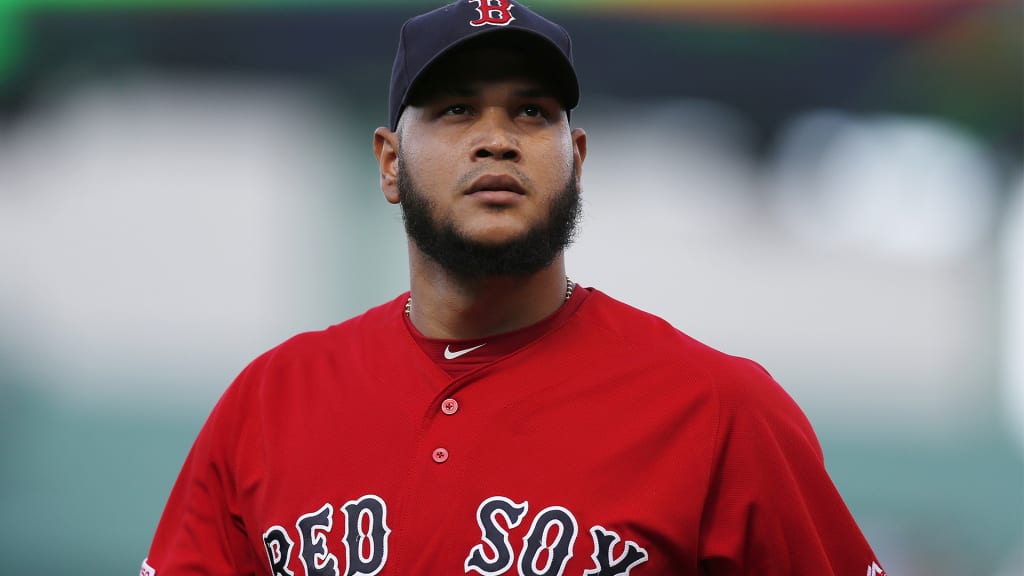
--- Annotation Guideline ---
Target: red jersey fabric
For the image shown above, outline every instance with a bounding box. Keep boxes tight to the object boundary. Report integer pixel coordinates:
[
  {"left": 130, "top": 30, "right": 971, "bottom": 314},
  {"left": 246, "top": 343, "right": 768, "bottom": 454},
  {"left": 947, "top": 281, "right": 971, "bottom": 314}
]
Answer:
[
  {"left": 405, "top": 284, "right": 587, "bottom": 377},
  {"left": 144, "top": 287, "right": 884, "bottom": 575}
]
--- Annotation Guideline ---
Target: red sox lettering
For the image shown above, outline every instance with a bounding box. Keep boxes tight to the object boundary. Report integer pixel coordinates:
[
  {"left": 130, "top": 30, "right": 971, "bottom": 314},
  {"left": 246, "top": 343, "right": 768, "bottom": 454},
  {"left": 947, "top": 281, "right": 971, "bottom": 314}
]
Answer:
[
  {"left": 583, "top": 526, "right": 649, "bottom": 576},
  {"left": 465, "top": 497, "right": 649, "bottom": 576},
  {"left": 262, "top": 495, "right": 650, "bottom": 575},
  {"left": 464, "top": 496, "right": 530, "bottom": 574},
  {"left": 263, "top": 495, "right": 390, "bottom": 576},
  {"left": 468, "top": 499, "right": 578, "bottom": 576}
]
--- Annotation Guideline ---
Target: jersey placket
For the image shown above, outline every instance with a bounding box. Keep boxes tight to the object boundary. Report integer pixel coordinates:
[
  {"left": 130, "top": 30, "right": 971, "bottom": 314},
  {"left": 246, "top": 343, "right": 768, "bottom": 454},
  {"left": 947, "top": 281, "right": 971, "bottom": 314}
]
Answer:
[{"left": 389, "top": 376, "right": 479, "bottom": 571}]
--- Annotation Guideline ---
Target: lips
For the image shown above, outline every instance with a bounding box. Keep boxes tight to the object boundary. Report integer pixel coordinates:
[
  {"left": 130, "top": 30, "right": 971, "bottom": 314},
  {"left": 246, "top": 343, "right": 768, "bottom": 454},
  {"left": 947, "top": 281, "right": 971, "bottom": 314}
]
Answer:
[{"left": 466, "top": 174, "right": 526, "bottom": 196}]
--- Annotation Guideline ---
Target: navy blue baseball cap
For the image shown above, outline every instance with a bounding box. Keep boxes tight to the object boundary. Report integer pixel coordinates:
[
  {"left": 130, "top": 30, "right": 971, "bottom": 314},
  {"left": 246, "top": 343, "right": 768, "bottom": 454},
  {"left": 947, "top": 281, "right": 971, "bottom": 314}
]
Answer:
[{"left": 388, "top": 0, "right": 580, "bottom": 131}]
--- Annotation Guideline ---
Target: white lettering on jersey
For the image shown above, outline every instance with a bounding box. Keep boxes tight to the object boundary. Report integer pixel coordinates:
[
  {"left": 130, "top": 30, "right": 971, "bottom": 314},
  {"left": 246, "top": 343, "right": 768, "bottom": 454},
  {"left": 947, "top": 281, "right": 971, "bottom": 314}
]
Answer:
[
  {"left": 584, "top": 526, "right": 649, "bottom": 575},
  {"left": 296, "top": 504, "right": 340, "bottom": 576},
  {"left": 264, "top": 525, "right": 297, "bottom": 576},
  {"left": 341, "top": 495, "right": 391, "bottom": 576},
  {"left": 465, "top": 496, "right": 529, "bottom": 575},
  {"left": 519, "top": 506, "right": 578, "bottom": 576},
  {"left": 264, "top": 494, "right": 650, "bottom": 575}
]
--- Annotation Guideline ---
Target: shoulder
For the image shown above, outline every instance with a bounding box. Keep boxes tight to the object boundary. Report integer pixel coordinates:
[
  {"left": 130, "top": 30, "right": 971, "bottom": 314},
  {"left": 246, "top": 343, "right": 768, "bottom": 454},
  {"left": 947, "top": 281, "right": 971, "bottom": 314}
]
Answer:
[
  {"left": 220, "top": 294, "right": 409, "bottom": 398},
  {"left": 183, "top": 295, "right": 410, "bottom": 461},
  {"left": 576, "top": 288, "right": 818, "bottom": 447},
  {"left": 575, "top": 288, "right": 770, "bottom": 378},
  {"left": 261, "top": 294, "right": 406, "bottom": 364}
]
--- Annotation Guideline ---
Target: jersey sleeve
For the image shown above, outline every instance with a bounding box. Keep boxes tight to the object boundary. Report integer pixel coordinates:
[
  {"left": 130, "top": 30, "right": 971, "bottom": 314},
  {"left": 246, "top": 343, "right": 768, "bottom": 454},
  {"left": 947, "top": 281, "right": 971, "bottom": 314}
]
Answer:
[
  {"left": 697, "top": 359, "right": 885, "bottom": 575},
  {"left": 143, "top": 365, "right": 263, "bottom": 575}
]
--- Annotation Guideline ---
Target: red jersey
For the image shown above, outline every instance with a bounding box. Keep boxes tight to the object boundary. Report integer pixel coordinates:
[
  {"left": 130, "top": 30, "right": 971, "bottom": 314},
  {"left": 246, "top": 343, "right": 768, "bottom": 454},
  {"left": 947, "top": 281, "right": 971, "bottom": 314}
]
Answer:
[{"left": 143, "top": 288, "right": 885, "bottom": 575}]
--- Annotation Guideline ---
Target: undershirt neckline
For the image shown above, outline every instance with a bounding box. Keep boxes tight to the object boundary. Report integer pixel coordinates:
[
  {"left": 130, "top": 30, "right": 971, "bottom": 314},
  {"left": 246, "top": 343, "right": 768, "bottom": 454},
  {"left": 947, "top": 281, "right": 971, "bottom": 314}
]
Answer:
[{"left": 404, "top": 286, "right": 589, "bottom": 378}]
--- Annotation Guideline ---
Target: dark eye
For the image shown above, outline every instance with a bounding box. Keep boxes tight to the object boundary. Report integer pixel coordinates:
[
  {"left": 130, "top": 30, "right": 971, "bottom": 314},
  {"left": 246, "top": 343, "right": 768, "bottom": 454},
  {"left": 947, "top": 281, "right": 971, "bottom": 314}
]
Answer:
[
  {"left": 522, "top": 105, "right": 544, "bottom": 117},
  {"left": 444, "top": 104, "right": 469, "bottom": 116}
]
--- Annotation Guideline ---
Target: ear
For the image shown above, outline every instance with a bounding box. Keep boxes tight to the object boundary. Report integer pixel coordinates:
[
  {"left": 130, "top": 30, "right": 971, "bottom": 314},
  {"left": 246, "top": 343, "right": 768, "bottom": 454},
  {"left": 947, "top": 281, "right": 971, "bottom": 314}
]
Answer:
[
  {"left": 374, "top": 127, "right": 401, "bottom": 204},
  {"left": 571, "top": 127, "right": 587, "bottom": 184}
]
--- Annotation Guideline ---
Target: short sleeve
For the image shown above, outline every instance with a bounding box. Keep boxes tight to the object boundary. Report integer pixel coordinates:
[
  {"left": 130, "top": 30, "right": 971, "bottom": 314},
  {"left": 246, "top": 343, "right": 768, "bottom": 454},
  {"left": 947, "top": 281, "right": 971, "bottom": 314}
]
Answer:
[
  {"left": 143, "top": 370, "right": 263, "bottom": 575},
  {"left": 698, "top": 361, "right": 884, "bottom": 574}
]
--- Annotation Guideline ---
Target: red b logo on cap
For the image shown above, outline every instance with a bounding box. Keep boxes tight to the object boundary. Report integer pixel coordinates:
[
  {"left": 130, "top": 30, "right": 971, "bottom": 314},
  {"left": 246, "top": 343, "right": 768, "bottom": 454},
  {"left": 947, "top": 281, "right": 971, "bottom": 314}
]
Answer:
[{"left": 469, "top": 0, "right": 516, "bottom": 26}]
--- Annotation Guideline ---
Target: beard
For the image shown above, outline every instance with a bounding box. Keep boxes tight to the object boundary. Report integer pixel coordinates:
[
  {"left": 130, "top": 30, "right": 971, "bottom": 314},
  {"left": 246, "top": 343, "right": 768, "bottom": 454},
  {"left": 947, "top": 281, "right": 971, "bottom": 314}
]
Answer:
[{"left": 396, "top": 160, "right": 582, "bottom": 279}]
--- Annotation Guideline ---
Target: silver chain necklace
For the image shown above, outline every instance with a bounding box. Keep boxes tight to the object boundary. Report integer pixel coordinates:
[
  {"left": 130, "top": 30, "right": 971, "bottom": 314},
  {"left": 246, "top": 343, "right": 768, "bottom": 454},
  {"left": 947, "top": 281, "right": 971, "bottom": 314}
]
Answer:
[{"left": 405, "top": 276, "right": 575, "bottom": 317}]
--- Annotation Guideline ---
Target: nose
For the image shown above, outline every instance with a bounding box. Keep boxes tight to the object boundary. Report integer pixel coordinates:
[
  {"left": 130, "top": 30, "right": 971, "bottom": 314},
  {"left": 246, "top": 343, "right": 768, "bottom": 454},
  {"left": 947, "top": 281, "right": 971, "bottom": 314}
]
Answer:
[{"left": 471, "top": 109, "right": 521, "bottom": 162}]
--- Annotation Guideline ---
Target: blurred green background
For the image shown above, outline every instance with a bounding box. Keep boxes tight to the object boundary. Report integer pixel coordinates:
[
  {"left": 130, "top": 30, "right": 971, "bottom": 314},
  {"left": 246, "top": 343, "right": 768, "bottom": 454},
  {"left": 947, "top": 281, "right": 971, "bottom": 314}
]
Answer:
[{"left": 0, "top": 0, "right": 1021, "bottom": 573}]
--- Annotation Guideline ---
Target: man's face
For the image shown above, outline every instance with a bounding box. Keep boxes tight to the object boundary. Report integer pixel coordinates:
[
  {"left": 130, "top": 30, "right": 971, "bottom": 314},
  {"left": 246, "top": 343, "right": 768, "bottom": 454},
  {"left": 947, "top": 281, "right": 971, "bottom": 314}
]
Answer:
[
  {"left": 388, "top": 47, "right": 587, "bottom": 278},
  {"left": 397, "top": 148, "right": 580, "bottom": 278}
]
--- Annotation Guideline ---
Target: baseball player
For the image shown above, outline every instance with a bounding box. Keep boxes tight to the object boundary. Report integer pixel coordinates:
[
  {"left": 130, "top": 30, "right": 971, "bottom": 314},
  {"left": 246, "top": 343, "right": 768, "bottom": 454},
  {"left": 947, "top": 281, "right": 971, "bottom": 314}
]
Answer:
[{"left": 142, "top": 1, "right": 887, "bottom": 574}]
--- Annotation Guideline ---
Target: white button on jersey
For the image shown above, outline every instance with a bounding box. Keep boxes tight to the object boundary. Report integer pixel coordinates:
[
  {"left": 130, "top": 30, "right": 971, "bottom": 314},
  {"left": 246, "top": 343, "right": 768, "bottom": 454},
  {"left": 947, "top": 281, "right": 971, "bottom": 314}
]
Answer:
[
  {"left": 441, "top": 398, "right": 459, "bottom": 415},
  {"left": 432, "top": 448, "right": 449, "bottom": 463}
]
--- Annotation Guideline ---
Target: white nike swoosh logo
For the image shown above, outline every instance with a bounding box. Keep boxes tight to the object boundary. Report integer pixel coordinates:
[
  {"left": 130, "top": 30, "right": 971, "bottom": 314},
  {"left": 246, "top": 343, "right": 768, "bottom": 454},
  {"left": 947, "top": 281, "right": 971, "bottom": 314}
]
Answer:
[{"left": 444, "top": 343, "right": 486, "bottom": 360}]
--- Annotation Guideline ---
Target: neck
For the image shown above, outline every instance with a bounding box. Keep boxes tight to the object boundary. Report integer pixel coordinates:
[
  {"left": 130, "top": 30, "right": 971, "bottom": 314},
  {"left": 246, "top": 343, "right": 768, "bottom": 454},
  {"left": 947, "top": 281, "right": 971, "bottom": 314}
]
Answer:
[{"left": 406, "top": 248, "right": 571, "bottom": 340}]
